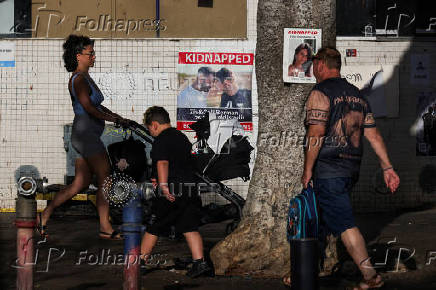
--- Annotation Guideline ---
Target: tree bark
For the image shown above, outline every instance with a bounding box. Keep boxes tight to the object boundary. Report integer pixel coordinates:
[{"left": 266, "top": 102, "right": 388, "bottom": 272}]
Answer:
[{"left": 210, "top": 0, "right": 336, "bottom": 277}]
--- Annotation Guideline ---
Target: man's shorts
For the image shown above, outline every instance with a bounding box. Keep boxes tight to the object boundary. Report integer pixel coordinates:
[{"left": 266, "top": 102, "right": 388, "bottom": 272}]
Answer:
[{"left": 313, "top": 177, "right": 356, "bottom": 237}]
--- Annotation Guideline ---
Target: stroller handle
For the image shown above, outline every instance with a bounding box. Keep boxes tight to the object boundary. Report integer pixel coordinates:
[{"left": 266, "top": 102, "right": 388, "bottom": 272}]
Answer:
[{"left": 119, "top": 120, "right": 154, "bottom": 145}]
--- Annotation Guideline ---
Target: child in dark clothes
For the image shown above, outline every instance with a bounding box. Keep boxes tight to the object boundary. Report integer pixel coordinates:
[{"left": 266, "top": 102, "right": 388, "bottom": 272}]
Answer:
[{"left": 140, "top": 106, "right": 213, "bottom": 278}]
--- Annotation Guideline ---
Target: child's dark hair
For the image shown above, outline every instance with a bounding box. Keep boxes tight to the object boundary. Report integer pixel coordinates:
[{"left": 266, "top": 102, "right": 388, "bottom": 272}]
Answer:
[
  {"left": 144, "top": 106, "right": 171, "bottom": 125},
  {"left": 62, "top": 34, "right": 94, "bottom": 72}
]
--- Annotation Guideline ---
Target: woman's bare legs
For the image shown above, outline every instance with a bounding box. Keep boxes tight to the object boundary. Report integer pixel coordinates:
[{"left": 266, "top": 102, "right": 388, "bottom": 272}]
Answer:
[
  {"left": 38, "top": 151, "right": 118, "bottom": 237},
  {"left": 38, "top": 158, "right": 92, "bottom": 233},
  {"left": 85, "top": 151, "right": 116, "bottom": 235}
]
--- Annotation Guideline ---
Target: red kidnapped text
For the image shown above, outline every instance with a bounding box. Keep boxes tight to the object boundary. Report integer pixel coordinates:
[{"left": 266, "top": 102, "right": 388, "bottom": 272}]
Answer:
[{"left": 179, "top": 52, "right": 254, "bottom": 65}]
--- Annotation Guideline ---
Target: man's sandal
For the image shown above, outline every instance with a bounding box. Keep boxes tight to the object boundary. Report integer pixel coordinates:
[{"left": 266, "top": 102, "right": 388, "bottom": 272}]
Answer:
[
  {"left": 99, "top": 230, "right": 123, "bottom": 240},
  {"left": 36, "top": 212, "right": 48, "bottom": 237},
  {"left": 354, "top": 273, "right": 384, "bottom": 290},
  {"left": 282, "top": 275, "right": 291, "bottom": 287}
]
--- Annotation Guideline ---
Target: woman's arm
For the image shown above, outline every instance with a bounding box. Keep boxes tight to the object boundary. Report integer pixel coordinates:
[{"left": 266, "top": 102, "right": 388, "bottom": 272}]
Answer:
[
  {"left": 99, "top": 105, "right": 123, "bottom": 120},
  {"left": 100, "top": 105, "right": 132, "bottom": 127}
]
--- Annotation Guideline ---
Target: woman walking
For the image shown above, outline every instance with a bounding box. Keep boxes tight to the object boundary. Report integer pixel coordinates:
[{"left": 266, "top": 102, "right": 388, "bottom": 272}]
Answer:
[{"left": 37, "top": 35, "right": 130, "bottom": 240}]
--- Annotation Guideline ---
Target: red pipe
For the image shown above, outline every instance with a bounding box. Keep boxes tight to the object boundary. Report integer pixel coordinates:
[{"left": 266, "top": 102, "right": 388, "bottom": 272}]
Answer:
[{"left": 16, "top": 228, "right": 34, "bottom": 290}]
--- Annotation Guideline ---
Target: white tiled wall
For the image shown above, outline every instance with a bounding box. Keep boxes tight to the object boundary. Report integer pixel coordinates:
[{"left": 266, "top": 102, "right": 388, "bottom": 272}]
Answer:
[{"left": 1, "top": 0, "right": 435, "bottom": 212}]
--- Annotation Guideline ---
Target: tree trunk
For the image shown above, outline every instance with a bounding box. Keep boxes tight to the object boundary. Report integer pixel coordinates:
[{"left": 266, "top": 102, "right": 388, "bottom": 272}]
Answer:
[{"left": 210, "top": 0, "right": 336, "bottom": 277}]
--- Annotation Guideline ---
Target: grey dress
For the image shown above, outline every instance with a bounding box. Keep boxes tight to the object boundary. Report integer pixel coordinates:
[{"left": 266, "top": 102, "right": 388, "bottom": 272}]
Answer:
[{"left": 69, "top": 72, "right": 106, "bottom": 158}]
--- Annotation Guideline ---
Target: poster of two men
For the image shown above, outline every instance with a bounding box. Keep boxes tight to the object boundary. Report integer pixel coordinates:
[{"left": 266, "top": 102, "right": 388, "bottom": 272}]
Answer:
[{"left": 176, "top": 51, "right": 254, "bottom": 131}]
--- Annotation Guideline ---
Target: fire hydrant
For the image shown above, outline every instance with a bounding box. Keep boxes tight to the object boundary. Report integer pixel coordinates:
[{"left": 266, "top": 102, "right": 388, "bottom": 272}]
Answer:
[{"left": 15, "top": 177, "right": 38, "bottom": 290}]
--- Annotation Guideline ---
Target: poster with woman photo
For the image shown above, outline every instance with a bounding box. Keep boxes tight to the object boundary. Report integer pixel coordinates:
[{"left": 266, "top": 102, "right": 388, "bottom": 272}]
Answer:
[{"left": 283, "top": 28, "right": 322, "bottom": 83}]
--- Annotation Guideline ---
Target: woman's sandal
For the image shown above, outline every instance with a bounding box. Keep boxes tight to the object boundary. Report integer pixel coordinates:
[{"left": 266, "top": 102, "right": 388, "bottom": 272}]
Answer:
[
  {"left": 354, "top": 273, "right": 384, "bottom": 290},
  {"left": 36, "top": 212, "right": 48, "bottom": 238},
  {"left": 99, "top": 230, "right": 123, "bottom": 240}
]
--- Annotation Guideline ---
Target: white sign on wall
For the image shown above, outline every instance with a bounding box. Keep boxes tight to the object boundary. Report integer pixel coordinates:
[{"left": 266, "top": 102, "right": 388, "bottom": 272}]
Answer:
[
  {"left": 0, "top": 41, "right": 15, "bottom": 67},
  {"left": 411, "top": 54, "right": 430, "bottom": 86},
  {"left": 0, "top": 0, "right": 14, "bottom": 35},
  {"left": 341, "top": 65, "right": 399, "bottom": 118}
]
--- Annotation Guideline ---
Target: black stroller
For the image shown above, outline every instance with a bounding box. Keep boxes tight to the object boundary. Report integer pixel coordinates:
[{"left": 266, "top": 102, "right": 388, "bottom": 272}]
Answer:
[
  {"left": 188, "top": 113, "right": 253, "bottom": 233},
  {"left": 106, "top": 115, "right": 253, "bottom": 234}
]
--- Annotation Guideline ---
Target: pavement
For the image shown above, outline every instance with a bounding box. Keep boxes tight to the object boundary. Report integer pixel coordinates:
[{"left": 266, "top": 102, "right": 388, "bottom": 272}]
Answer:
[{"left": 1, "top": 203, "right": 436, "bottom": 290}]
